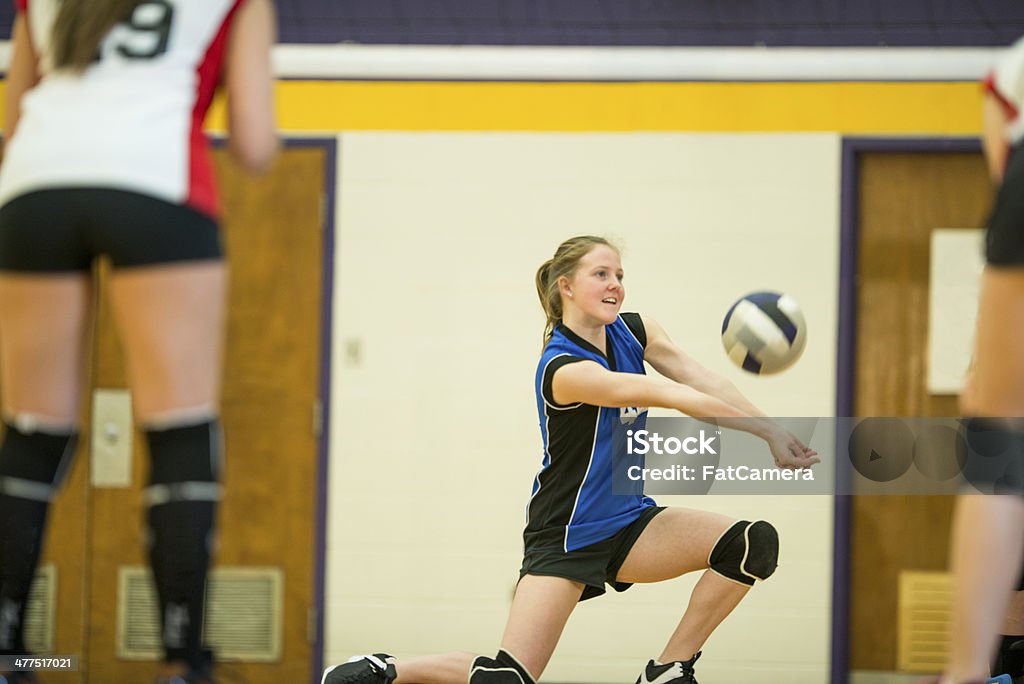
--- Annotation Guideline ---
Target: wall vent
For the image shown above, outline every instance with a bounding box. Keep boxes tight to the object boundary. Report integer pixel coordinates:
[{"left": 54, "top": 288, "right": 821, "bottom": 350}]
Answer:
[
  {"left": 117, "top": 566, "right": 283, "bottom": 662},
  {"left": 898, "top": 571, "right": 952, "bottom": 673},
  {"left": 23, "top": 563, "right": 56, "bottom": 654}
]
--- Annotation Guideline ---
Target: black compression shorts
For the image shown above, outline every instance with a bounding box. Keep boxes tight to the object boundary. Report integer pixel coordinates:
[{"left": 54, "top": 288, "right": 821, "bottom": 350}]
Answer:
[
  {"left": 0, "top": 188, "right": 222, "bottom": 272},
  {"left": 519, "top": 505, "right": 665, "bottom": 602},
  {"left": 986, "top": 145, "right": 1024, "bottom": 266}
]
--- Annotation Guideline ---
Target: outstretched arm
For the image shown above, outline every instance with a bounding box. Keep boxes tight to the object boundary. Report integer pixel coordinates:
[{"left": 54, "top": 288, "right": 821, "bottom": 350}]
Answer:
[
  {"left": 628, "top": 313, "right": 816, "bottom": 468},
  {"left": 553, "top": 358, "right": 763, "bottom": 425},
  {"left": 551, "top": 358, "right": 819, "bottom": 468},
  {"left": 641, "top": 314, "right": 767, "bottom": 418}
]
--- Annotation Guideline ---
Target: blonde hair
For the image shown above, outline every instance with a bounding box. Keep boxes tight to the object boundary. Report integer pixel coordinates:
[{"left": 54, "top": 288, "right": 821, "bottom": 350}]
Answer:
[
  {"left": 534, "top": 235, "right": 619, "bottom": 345},
  {"left": 53, "top": 0, "right": 148, "bottom": 70}
]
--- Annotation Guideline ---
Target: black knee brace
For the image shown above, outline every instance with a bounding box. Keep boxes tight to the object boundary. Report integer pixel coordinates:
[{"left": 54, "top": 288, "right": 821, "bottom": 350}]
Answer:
[
  {"left": 469, "top": 649, "right": 537, "bottom": 684},
  {"left": 708, "top": 520, "right": 779, "bottom": 586},
  {"left": 0, "top": 421, "right": 76, "bottom": 653},
  {"left": 144, "top": 419, "right": 222, "bottom": 670}
]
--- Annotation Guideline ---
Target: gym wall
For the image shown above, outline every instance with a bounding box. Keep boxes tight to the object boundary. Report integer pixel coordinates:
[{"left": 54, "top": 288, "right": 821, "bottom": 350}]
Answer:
[
  {"left": 296, "top": 77, "right": 980, "bottom": 682},
  {"left": 324, "top": 131, "right": 839, "bottom": 683},
  {"left": 0, "top": 64, "right": 986, "bottom": 684}
]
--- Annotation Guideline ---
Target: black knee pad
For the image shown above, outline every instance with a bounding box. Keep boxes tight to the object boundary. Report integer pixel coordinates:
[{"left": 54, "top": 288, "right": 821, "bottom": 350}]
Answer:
[
  {"left": 0, "top": 421, "right": 76, "bottom": 653},
  {"left": 0, "top": 420, "right": 77, "bottom": 497},
  {"left": 143, "top": 419, "right": 222, "bottom": 668},
  {"left": 470, "top": 649, "right": 537, "bottom": 684},
  {"left": 146, "top": 419, "right": 223, "bottom": 488},
  {"left": 708, "top": 520, "right": 779, "bottom": 586}
]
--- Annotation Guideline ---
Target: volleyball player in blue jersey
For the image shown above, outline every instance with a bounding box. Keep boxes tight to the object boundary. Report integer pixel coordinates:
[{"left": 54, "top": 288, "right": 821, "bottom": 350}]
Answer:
[{"left": 324, "top": 235, "right": 818, "bottom": 684}]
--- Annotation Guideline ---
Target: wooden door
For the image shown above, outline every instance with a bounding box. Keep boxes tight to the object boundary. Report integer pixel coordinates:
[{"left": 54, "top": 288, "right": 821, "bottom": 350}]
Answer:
[
  {"left": 850, "top": 151, "right": 990, "bottom": 671},
  {"left": 37, "top": 144, "right": 327, "bottom": 683}
]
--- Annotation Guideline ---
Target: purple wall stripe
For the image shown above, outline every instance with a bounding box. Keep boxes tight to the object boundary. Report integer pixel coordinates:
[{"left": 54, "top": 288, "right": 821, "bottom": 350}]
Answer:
[
  {"left": 306, "top": 135, "right": 337, "bottom": 684},
  {"left": 1, "top": 1, "right": 1023, "bottom": 48},
  {"left": 272, "top": 0, "right": 1024, "bottom": 47}
]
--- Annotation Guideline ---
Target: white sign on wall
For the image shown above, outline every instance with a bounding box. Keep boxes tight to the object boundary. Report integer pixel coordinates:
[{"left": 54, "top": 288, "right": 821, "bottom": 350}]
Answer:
[{"left": 928, "top": 229, "right": 985, "bottom": 394}]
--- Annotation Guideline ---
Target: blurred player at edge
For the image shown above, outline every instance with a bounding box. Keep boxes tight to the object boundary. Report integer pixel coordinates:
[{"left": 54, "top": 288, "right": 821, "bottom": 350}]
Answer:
[
  {"left": 0, "top": 1, "right": 277, "bottom": 682},
  {"left": 937, "top": 34, "right": 1024, "bottom": 684}
]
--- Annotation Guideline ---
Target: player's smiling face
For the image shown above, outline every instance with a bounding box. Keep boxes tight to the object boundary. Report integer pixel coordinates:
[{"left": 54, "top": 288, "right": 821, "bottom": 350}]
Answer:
[{"left": 564, "top": 244, "right": 625, "bottom": 324}]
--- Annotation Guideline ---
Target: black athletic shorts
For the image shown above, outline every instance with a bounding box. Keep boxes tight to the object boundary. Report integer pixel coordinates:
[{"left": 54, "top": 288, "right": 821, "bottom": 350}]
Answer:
[
  {"left": 960, "top": 417, "right": 1024, "bottom": 496},
  {"left": 986, "top": 144, "right": 1024, "bottom": 266},
  {"left": 519, "top": 505, "right": 665, "bottom": 602},
  {"left": 0, "top": 188, "right": 223, "bottom": 272}
]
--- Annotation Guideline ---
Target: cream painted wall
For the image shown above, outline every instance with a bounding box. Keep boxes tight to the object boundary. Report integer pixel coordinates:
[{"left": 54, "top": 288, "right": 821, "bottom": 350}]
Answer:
[{"left": 325, "top": 133, "right": 840, "bottom": 683}]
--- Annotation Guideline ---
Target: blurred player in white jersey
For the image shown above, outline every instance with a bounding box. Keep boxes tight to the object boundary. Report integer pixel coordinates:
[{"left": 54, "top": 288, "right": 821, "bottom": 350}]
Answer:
[{"left": 0, "top": 1, "right": 277, "bottom": 682}]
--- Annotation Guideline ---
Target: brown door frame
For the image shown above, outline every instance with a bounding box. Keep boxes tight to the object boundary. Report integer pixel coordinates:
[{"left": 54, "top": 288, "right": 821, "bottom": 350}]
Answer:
[
  {"left": 208, "top": 134, "right": 338, "bottom": 683},
  {"left": 282, "top": 136, "right": 337, "bottom": 683},
  {"left": 833, "top": 136, "right": 982, "bottom": 684}
]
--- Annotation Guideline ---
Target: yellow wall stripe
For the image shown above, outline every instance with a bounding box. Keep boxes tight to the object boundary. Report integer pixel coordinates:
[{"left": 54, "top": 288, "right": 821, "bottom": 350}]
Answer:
[
  {"left": 259, "top": 81, "right": 981, "bottom": 134},
  {"left": 0, "top": 80, "right": 981, "bottom": 134}
]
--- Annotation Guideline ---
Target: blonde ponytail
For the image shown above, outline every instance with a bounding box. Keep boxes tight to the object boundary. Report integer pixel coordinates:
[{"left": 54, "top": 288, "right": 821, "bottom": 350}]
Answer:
[{"left": 534, "top": 236, "right": 618, "bottom": 346}]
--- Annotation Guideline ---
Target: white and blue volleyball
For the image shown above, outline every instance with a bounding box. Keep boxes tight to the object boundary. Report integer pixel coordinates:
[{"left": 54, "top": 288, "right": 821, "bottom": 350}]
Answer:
[{"left": 721, "top": 291, "right": 807, "bottom": 375}]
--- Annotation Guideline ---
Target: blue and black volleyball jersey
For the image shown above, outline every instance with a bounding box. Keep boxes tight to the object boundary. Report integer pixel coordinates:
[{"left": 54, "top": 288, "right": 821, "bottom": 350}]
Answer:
[{"left": 526, "top": 313, "right": 657, "bottom": 552}]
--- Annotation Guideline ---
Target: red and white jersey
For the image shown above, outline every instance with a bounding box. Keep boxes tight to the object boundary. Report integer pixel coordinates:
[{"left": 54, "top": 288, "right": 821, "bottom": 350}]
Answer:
[
  {"left": 0, "top": 0, "right": 245, "bottom": 217},
  {"left": 985, "top": 36, "right": 1024, "bottom": 146}
]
